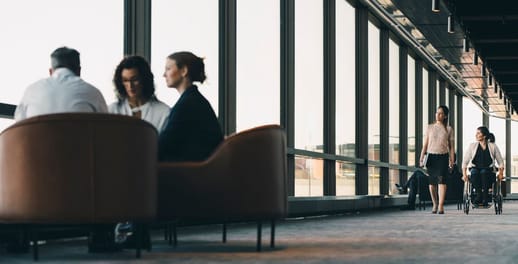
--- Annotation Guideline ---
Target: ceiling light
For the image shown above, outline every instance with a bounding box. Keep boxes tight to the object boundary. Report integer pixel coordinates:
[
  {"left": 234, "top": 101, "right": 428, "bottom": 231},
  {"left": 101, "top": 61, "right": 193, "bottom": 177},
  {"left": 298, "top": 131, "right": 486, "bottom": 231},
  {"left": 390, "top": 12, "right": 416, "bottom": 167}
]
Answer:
[
  {"left": 447, "top": 14, "right": 455, "bottom": 33},
  {"left": 432, "top": 0, "right": 440, "bottom": 12}
]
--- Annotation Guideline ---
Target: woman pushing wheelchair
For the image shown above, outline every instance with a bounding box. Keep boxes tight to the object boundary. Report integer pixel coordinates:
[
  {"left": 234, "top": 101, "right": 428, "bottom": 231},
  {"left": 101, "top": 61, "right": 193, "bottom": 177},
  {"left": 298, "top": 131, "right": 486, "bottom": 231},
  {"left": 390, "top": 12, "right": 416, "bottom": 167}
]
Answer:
[{"left": 462, "top": 126, "right": 504, "bottom": 207}]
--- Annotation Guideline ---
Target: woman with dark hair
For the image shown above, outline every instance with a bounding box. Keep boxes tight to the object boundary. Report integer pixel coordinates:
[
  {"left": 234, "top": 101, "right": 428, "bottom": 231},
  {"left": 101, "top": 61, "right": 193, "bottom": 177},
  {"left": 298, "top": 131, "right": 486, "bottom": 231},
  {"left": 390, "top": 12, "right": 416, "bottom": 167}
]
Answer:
[
  {"left": 109, "top": 55, "right": 170, "bottom": 131},
  {"left": 158, "top": 51, "right": 223, "bottom": 161},
  {"left": 419, "top": 105, "right": 455, "bottom": 214},
  {"left": 462, "top": 127, "right": 504, "bottom": 206}
]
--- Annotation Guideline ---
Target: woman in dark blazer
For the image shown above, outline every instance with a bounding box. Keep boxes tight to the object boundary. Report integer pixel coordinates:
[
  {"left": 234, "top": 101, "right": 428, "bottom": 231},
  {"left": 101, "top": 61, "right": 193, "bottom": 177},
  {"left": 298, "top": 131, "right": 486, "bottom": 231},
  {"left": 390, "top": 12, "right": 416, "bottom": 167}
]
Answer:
[{"left": 158, "top": 51, "right": 223, "bottom": 161}]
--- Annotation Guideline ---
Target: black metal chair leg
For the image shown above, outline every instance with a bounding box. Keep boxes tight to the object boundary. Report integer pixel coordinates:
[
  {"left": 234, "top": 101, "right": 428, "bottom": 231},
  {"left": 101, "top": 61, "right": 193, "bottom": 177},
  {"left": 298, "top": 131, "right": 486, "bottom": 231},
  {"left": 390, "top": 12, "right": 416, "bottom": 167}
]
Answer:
[
  {"left": 222, "top": 223, "right": 227, "bottom": 243},
  {"left": 135, "top": 224, "right": 141, "bottom": 259},
  {"left": 31, "top": 228, "right": 39, "bottom": 261},
  {"left": 173, "top": 223, "right": 177, "bottom": 247},
  {"left": 256, "top": 221, "right": 262, "bottom": 252},
  {"left": 270, "top": 219, "right": 275, "bottom": 248}
]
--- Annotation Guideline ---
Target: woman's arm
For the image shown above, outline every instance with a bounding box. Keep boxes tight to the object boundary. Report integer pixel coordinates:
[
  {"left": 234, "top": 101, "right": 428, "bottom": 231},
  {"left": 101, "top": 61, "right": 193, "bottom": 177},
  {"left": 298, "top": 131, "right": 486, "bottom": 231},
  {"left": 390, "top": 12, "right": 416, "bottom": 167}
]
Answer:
[
  {"left": 419, "top": 126, "right": 429, "bottom": 167},
  {"left": 448, "top": 127, "right": 455, "bottom": 168}
]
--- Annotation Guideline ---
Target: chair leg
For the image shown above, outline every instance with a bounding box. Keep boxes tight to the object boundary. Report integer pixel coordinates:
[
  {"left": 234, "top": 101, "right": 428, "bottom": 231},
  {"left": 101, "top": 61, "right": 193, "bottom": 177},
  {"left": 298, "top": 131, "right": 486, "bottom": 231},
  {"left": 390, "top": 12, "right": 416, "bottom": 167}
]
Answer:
[
  {"left": 256, "top": 221, "right": 262, "bottom": 252},
  {"left": 135, "top": 223, "right": 141, "bottom": 259},
  {"left": 270, "top": 219, "right": 275, "bottom": 248},
  {"left": 222, "top": 223, "right": 227, "bottom": 243},
  {"left": 172, "top": 223, "right": 177, "bottom": 247},
  {"left": 31, "top": 227, "right": 39, "bottom": 261}
]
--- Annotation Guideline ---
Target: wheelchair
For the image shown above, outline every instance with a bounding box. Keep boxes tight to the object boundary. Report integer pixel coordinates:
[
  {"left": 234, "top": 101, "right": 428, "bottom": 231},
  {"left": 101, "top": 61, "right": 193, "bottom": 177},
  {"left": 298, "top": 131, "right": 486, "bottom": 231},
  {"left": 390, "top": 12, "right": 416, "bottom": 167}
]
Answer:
[{"left": 463, "top": 173, "right": 503, "bottom": 215}]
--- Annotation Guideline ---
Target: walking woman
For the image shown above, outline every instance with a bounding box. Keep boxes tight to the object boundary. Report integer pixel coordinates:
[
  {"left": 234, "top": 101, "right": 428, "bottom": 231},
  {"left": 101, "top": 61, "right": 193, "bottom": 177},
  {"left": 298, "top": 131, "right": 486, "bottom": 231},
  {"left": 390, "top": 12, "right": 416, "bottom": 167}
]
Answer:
[{"left": 419, "top": 105, "right": 455, "bottom": 214}]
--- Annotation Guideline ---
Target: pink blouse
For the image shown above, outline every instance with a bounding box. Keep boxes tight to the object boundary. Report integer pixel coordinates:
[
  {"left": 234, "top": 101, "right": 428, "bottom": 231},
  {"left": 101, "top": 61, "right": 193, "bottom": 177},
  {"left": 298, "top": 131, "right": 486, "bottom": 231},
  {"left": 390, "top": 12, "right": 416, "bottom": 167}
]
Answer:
[{"left": 425, "top": 123, "right": 454, "bottom": 154}]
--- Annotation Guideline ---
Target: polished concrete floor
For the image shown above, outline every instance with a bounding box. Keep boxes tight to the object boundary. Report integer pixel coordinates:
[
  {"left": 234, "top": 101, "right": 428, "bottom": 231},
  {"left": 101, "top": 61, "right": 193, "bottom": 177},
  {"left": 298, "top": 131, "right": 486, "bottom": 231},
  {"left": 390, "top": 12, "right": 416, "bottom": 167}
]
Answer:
[{"left": 2, "top": 201, "right": 518, "bottom": 263}]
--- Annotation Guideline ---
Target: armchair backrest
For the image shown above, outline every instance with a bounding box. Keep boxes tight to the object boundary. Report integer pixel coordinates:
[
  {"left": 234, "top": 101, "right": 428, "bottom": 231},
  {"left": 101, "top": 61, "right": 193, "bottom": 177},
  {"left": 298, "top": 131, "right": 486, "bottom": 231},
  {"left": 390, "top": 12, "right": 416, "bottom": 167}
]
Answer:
[{"left": 0, "top": 113, "right": 157, "bottom": 223}]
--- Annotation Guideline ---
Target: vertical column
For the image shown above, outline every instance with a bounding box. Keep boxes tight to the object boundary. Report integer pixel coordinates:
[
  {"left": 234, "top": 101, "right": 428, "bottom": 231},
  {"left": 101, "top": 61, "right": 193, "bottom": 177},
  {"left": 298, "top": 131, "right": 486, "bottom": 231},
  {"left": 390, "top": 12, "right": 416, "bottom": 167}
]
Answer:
[
  {"left": 355, "top": 6, "right": 369, "bottom": 195},
  {"left": 438, "top": 79, "right": 446, "bottom": 106},
  {"left": 379, "top": 28, "right": 389, "bottom": 195},
  {"left": 456, "top": 94, "right": 463, "bottom": 165},
  {"left": 428, "top": 71, "right": 437, "bottom": 123},
  {"left": 399, "top": 49, "right": 409, "bottom": 187},
  {"left": 219, "top": 0, "right": 237, "bottom": 135},
  {"left": 280, "top": 0, "right": 295, "bottom": 196},
  {"left": 323, "top": 0, "right": 336, "bottom": 196},
  {"left": 124, "top": 0, "right": 151, "bottom": 60},
  {"left": 414, "top": 60, "right": 423, "bottom": 168}
]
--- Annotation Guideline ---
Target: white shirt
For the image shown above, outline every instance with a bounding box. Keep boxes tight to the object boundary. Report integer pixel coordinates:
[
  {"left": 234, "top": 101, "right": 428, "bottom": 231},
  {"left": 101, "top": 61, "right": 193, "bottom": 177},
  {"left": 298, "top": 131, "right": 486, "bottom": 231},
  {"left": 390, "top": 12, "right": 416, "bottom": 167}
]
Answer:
[
  {"left": 108, "top": 98, "right": 170, "bottom": 131},
  {"left": 462, "top": 142, "right": 504, "bottom": 170},
  {"left": 14, "top": 68, "right": 108, "bottom": 121}
]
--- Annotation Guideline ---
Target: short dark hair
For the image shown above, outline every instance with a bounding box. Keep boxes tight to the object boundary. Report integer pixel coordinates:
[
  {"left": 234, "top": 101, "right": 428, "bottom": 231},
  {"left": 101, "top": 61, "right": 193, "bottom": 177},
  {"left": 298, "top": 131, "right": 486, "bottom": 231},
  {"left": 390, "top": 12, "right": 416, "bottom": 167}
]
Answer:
[
  {"left": 50, "top": 47, "right": 80, "bottom": 73},
  {"left": 167, "top": 51, "right": 206, "bottom": 83},
  {"left": 113, "top": 55, "right": 156, "bottom": 103}
]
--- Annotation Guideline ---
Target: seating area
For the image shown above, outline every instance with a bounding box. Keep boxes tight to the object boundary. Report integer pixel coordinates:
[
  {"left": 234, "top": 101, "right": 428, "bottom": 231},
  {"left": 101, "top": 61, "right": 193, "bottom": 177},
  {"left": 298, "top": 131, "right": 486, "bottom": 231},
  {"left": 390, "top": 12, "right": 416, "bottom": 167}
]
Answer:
[{"left": 0, "top": 114, "right": 287, "bottom": 260}]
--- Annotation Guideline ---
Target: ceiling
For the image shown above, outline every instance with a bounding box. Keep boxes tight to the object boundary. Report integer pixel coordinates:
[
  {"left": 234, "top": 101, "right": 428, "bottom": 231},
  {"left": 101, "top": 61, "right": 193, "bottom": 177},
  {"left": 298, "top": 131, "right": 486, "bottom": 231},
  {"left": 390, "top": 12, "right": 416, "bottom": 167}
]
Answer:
[{"left": 391, "top": 0, "right": 518, "bottom": 118}]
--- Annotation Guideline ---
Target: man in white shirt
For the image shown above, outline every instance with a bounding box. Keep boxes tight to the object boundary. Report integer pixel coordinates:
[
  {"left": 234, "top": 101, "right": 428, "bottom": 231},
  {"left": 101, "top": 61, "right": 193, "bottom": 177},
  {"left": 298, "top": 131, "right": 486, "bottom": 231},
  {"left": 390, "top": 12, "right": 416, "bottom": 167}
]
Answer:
[{"left": 14, "top": 47, "right": 107, "bottom": 121}]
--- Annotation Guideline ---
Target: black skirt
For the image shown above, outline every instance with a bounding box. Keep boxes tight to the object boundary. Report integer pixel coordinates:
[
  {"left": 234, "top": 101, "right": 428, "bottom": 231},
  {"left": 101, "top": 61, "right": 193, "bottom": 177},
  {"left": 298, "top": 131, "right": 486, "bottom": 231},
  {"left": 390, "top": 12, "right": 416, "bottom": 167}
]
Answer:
[{"left": 427, "top": 153, "right": 449, "bottom": 184}]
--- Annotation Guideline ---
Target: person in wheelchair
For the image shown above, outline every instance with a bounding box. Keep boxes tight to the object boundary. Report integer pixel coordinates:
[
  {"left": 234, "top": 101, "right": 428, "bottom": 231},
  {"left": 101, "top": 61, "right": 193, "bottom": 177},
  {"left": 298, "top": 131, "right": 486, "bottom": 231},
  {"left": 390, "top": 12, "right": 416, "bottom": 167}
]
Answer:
[{"left": 461, "top": 127, "right": 504, "bottom": 207}]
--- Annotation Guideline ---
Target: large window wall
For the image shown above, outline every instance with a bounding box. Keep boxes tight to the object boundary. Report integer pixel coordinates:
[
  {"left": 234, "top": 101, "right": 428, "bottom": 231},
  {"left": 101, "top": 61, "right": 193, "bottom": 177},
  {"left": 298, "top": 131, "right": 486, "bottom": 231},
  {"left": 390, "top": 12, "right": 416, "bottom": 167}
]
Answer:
[
  {"left": 2, "top": 0, "right": 517, "bottom": 206},
  {"left": 512, "top": 121, "right": 518, "bottom": 192}
]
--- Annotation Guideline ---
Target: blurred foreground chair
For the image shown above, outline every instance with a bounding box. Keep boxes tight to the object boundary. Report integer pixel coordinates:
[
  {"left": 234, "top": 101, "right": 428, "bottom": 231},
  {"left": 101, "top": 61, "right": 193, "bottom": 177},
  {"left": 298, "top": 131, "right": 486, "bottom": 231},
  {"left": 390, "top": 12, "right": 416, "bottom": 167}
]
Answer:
[
  {"left": 0, "top": 113, "right": 157, "bottom": 260},
  {"left": 157, "top": 124, "right": 287, "bottom": 251}
]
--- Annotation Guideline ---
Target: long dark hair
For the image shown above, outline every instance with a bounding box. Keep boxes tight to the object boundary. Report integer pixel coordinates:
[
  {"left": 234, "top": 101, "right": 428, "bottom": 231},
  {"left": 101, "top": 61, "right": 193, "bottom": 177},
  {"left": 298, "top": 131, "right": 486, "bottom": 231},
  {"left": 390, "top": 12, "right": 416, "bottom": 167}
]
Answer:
[
  {"left": 477, "top": 126, "right": 491, "bottom": 142},
  {"left": 113, "top": 55, "right": 156, "bottom": 103},
  {"left": 438, "top": 105, "right": 449, "bottom": 128},
  {"left": 167, "top": 51, "right": 206, "bottom": 84}
]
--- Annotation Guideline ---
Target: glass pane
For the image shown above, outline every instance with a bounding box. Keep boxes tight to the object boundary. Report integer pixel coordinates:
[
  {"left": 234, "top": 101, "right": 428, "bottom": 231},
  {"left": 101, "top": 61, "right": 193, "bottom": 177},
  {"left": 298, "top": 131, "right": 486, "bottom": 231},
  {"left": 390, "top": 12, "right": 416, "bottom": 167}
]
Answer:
[
  {"left": 368, "top": 22, "right": 380, "bottom": 161},
  {"left": 295, "top": 156, "right": 324, "bottom": 197},
  {"left": 436, "top": 79, "right": 440, "bottom": 108},
  {"left": 236, "top": 0, "right": 280, "bottom": 131},
  {"left": 389, "top": 169, "right": 400, "bottom": 195},
  {"left": 389, "top": 40, "right": 399, "bottom": 164},
  {"left": 512, "top": 121, "right": 518, "bottom": 193},
  {"left": 0, "top": 0, "right": 123, "bottom": 105},
  {"left": 489, "top": 116, "right": 506, "bottom": 163},
  {"left": 336, "top": 161, "right": 355, "bottom": 196},
  {"left": 422, "top": 68, "right": 429, "bottom": 131},
  {"left": 294, "top": 0, "right": 323, "bottom": 152},
  {"left": 336, "top": 0, "right": 356, "bottom": 157},
  {"left": 151, "top": 0, "right": 218, "bottom": 112},
  {"left": 0, "top": 118, "right": 15, "bottom": 134},
  {"left": 408, "top": 56, "right": 416, "bottom": 166},
  {"left": 462, "top": 98, "right": 482, "bottom": 152},
  {"left": 369, "top": 166, "right": 380, "bottom": 195}
]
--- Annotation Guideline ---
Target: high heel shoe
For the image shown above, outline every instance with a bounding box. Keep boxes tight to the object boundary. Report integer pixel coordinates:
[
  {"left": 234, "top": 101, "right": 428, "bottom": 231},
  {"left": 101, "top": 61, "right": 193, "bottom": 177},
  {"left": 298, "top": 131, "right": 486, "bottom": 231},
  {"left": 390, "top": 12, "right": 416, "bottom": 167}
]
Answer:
[
  {"left": 431, "top": 206, "right": 438, "bottom": 214},
  {"left": 438, "top": 211, "right": 444, "bottom": 214}
]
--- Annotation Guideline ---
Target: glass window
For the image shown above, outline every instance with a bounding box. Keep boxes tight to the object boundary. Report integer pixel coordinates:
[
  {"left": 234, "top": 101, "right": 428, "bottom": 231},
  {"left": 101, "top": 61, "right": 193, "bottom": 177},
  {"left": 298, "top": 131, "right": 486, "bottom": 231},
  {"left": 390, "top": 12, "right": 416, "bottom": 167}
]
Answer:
[
  {"left": 0, "top": 0, "right": 123, "bottom": 105},
  {"left": 489, "top": 116, "right": 506, "bottom": 164},
  {"left": 462, "top": 97, "right": 482, "bottom": 151},
  {"left": 294, "top": 0, "right": 323, "bottom": 152},
  {"left": 151, "top": 0, "right": 219, "bottom": 111},
  {"left": 389, "top": 39, "right": 399, "bottom": 164},
  {"left": 236, "top": 0, "right": 280, "bottom": 131},
  {"left": 512, "top": 121, "right": 518, "bottom": 193},
  {"left": 369, "top": 166, "right": 380, "bottom": 195},
  {"left": 368, "top": 22, "right": 380, "bottom": 162},
  {"left": 389, "top": 169, "right": 399, "bottom": 195},
  {"left": 436, "top": 79, "right": 440, "bottom": 107},
  {"left": 407, "top": 56, "right": 416, "bottom": 166},
  {"left": 422, "top": 68, "right": 429, "bottom": 133},
  {"left": 336, "top": 0, "right": 356, "bottom": 158},
  {"left": 336, "top": 161, "right": 355, "bottom": 196},
  {"left": 295, "top": 156, "right": 324, "bottom": 197}
]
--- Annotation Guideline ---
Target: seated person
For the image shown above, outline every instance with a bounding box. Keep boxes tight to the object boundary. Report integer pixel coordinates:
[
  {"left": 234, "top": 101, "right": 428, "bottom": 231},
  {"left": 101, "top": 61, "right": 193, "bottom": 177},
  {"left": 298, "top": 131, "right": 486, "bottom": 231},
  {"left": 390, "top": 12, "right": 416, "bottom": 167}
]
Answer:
[
  {"left": 462, "top": 127, "right": 504, "bottom": 206},
  {"left": 109, "top": 55, "right": 170, "bottom": 131},
  {"left": 396, "top": 169, "right": 428, "bottom": 210},
  {"left": 14, "top": 46, "right": 107, "bottom": 121},
  {"left": 158, "top": 51, "right": 223, "bottom": 162}
]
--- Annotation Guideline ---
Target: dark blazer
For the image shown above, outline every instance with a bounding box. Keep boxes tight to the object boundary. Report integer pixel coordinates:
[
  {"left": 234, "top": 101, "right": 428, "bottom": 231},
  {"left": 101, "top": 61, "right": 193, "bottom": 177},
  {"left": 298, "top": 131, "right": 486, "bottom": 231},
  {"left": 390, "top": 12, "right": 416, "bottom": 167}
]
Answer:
[{"left": 158, "top": 85, "right": 223, "bottom": 162}]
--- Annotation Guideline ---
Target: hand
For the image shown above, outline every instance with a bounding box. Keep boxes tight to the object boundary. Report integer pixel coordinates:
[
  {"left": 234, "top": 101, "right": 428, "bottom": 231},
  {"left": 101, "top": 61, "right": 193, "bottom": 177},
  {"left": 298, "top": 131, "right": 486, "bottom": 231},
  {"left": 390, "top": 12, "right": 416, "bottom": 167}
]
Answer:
[{"left": 462, "top": 174, "right": 468, "bottom": 182}]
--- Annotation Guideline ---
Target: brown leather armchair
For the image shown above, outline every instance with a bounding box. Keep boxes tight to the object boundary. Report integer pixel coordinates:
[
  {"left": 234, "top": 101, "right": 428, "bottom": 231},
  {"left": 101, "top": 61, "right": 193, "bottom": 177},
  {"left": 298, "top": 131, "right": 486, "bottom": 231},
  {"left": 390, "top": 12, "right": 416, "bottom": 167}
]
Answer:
[
  {"left": 157, "top": 124, "right": 287, "bottom": 251},
  {"left": 0, "top": 113, "right": 158, "bottom": 259}
]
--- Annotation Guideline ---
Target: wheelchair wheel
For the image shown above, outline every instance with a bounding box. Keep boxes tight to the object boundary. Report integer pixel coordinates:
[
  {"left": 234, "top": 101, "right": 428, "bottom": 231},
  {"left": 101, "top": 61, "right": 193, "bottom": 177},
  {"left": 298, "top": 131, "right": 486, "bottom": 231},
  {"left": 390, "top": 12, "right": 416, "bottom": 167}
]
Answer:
[{"left": 463, "top": 195, "right": 470, "bottom": 215}]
